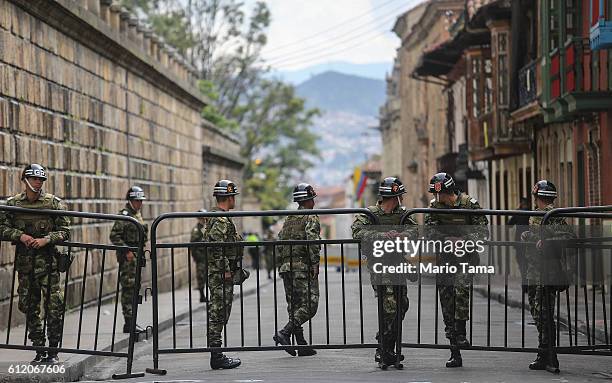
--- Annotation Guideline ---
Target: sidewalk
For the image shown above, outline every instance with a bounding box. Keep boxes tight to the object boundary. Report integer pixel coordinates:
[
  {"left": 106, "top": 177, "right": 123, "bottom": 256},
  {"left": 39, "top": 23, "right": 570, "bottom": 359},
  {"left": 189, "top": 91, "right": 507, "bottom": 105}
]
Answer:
[
  {"left": 474, "top": 274, "right": 611, "bottom": 345},
  {"left": 0, "top": 272, "right": 271, "bottom": 382}
]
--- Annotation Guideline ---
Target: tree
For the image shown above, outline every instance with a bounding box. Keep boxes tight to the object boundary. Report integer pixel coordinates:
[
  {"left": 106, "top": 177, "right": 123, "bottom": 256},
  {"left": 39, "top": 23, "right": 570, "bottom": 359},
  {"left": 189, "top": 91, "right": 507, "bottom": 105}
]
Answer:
[
  {"left": 119, "top": 0, "right": 320, "bottom": 217},
  {"left": 239, "top": 80, "right": 320, "bottom": 211}
]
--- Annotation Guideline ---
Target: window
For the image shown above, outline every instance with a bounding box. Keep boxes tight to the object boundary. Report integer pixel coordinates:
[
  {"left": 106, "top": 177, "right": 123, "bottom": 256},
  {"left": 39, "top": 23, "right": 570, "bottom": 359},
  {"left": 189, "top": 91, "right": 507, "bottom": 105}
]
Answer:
[
  {"left": 566, "top": 0, "right": 577, "bottom": 39},
  {"left": 484, "top": 58, "right": 493, "bottom": 113},
  {"left": 471, "top": 57, "right": 480, "bottom": 118},
  {"left": 497, "top": 33, "right": 509, "bottom": 106},
  {"left": 550, "top": 0, "right": 559, "bottom": 50}
]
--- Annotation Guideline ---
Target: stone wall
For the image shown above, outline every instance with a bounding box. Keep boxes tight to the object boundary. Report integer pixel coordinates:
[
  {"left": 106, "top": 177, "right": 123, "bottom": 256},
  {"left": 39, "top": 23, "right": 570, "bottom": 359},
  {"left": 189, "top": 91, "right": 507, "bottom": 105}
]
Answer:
[{"left": 0, "top": 0, "right": 243, "bottom": 330}]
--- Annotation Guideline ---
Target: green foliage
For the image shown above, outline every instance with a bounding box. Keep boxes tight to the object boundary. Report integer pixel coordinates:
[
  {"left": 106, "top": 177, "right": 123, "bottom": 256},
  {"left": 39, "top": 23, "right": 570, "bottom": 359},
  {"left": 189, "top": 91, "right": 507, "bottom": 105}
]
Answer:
[{"left": 118, "top": 0, "right": 320, "bottom": 218}]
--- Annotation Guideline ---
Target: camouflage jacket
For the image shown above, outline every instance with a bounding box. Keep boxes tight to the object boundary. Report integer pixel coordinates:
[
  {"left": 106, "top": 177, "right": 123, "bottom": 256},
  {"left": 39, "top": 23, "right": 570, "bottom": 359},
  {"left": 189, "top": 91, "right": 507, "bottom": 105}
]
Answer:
[
  {"left": 278, "top": 206, "right": 321, "bottom": 273},
  {"left": 204, "top": 206, "right": 243, "bottom": 274},
  {"left": 0, "top": 191, "right": 70, "bottom": 246},
  {"left": 0, "top": 191, "right": 70, "bottom": 273},
  {"left": 190, "top": 222, "right": 206, "bottom": 261},
  {"left": 109, "top": 203, "right": 148, "bottom": 254},
  {"left": 424, "top": 193, "right": 489, "bottom": 242},
  {"left": 351, "top": 204, "right": 418, "bottom": 241},
  {"left": 522, "top": 204, "right": 575, "bottom": 283}
]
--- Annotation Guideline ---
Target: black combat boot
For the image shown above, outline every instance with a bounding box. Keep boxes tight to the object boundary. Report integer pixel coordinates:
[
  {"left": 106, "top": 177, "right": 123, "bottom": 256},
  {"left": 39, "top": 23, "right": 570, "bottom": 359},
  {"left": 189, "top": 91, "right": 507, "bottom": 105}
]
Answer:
[
  {"left": 293, "top": 328, "right": 316, "bottom": 356},
  {"left": 210, "top": 352, "right": 241, "bottom": 369},
  {"left": 199, "top": 288, "right": 207, "bottom": 303},
  {"left": 529, "top": 348, "right": 547, "bottom": 370},
  {"left": 445, "top": 345, "right": 462, "bottom": 368},
  {"left": 273, "top": 323, "right": 296, "bottom": 356},
  {"left": 123, "top": 319, "right": 145, "bottom": 334},
  {"left": 545, "top": 351, "right": 560, "bottom": 374},
  {"left": 455, "top": 320, "right": 470, "bottom": 347},
  {"left": 31, "top": 351, "right": 47, "bottom": 365}
]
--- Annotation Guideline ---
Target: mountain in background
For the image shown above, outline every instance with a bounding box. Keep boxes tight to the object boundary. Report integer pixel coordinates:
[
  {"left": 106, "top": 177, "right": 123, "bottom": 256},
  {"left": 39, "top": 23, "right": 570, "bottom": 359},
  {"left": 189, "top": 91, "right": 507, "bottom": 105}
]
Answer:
[
  {"left": 296, "top": 71, "right": 386, "bottom": 116},
  {"left": 274, "top": 61, "right": 390, "bottom": 85},
  {"left": 292, "top": 70, "right": 385, "bottom": 186}
]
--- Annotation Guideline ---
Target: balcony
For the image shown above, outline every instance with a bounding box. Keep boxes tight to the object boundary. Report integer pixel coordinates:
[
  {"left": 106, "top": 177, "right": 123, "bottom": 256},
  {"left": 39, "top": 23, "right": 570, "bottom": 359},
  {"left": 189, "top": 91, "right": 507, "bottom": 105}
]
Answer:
[{"left": 518, "top": 60, "right": 537, "bottom": 107}]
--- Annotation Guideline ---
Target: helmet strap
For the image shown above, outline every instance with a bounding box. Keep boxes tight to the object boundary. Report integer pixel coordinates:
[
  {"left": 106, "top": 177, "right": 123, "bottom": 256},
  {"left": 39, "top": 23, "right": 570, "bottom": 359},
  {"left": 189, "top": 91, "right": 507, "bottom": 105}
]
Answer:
[
  {"left": 128, "top": 200, "right": 137, "bottom": 211},
  {"left": 24, "top": 178, "right": 42, "bottom": 195}
]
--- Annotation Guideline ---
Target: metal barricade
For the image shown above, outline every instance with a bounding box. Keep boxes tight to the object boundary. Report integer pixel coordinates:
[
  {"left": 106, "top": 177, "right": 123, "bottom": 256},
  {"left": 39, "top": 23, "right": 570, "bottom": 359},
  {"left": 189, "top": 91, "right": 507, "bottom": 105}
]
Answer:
[
  {"left": 391, "top": 206, "right": 612, "bottom": 365},
  {"left": 0, "top": 205, "right": 146, "bottom": 379},
  {"left": 145, "top": 208, "right": 381, "bottom": 375}
]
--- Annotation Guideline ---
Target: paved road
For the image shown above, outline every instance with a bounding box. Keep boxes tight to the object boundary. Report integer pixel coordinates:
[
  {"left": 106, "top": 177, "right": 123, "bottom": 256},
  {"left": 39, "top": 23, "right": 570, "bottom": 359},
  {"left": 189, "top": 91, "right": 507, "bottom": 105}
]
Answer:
[{"left": 84, "top": 265, "right": 612, "bottom": 382}]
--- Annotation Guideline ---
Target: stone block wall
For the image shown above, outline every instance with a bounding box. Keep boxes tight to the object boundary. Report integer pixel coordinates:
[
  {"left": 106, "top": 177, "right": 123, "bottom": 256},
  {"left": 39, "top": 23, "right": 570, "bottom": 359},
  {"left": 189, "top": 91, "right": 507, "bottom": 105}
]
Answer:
[{"left": 0, "top": 0, "right": 243, "bottom": 330}]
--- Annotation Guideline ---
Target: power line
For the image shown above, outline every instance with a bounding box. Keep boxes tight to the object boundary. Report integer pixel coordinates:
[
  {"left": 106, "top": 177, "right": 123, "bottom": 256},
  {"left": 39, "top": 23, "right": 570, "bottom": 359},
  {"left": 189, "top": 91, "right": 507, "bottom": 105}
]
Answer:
[
  {"left": 266, "top": 9, "right": 404, "bottom": 67},
  {"left": 268, "top": 30, "right": 395, "bottom": 70},
  {"left": 265, "top": 1, "right": 412, "bottom": 62},
  {"left": 263, "top": 0, "right": 403, "bottom": 54}
]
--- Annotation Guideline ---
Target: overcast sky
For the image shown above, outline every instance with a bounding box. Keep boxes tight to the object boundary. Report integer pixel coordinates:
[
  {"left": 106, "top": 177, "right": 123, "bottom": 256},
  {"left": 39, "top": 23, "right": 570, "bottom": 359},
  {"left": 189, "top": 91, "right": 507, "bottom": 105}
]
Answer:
[{"left": 258, "top": 0, "right": 425, "bottom": 70}]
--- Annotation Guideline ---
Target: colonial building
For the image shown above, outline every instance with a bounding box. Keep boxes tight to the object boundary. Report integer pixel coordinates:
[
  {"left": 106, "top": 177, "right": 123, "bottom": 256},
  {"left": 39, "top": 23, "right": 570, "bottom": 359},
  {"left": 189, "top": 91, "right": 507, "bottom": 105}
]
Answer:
[{"left": 380, "top": 0, "right": 464, "bottom": 211}]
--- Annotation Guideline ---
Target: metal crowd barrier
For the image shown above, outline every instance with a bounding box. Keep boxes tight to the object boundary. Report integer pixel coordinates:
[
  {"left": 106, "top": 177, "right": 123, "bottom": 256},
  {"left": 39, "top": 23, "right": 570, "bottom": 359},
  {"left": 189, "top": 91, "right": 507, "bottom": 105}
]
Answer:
[
  {"left": 0, "top": 206, "right": 146, "bottom": 379},
  {"left": 145, "top": 208, "right": 381, "bottom": 375},
  {"left": 392, "top": 206, "right": 612, "bottom": 367}
]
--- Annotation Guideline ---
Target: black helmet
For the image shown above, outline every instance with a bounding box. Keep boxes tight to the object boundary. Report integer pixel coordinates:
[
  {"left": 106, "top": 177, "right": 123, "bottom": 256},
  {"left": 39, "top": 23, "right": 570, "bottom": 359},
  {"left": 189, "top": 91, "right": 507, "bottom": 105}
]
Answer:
[
  {"left": 532, "top": 180, "right": 557, "bottom": 199},
  {"left": 293, "top": 183, "right": 317, "bottom": 202},
  {"left": 428, "top": 172, "right": 456, "bottom": 193},
  {"left": 213, "top": 179, "right": 240, "bottom": 196},
  {"left": 21, "top": 164, "right": 47, "bottom": 181},
  {"left": 126, "top": 186, "right": 146, "bottom": 200},
  {"left": 378, "top": 177, "right": 406, "bottom": 197}
]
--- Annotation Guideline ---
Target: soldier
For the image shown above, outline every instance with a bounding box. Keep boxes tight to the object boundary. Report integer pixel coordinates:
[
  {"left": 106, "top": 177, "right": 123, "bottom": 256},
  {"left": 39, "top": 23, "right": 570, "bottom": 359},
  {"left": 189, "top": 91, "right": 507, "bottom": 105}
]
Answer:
[
  {"left": 351, "top": 177, "right": 418, "bottom": 369},
  {"left": 190, "top": 208, "right": 208, "bottom": 303},
  {"left": 520, "top": 180, "right": 574, "bottom": 373},
  {"left": 263, "top": 230, "right": 276, "bottom": 279},
  {"left": 0, "top": 164, "right": 70, "bottom": 364},
  {"left": 425, "top": 172, "right": 488, "bottom": 368},
  {"left": 273, "top": 183, "right": 320, "bottom": 357},
  {"left": 205, "top": 179, "right": 242, "bottom": 369},
  {"left": 110, "top": 186, "right": 148, "bottom": 335}
]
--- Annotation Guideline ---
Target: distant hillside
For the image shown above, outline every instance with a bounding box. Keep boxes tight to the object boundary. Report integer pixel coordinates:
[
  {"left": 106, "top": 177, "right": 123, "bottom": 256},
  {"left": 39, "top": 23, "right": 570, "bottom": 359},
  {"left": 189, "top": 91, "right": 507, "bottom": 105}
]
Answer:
[
  {"left": 296, "top": 71, "right": 386, "bottom": 116},
  {"left": 275, "top": 61, "right": 390, "bottom": 84}
]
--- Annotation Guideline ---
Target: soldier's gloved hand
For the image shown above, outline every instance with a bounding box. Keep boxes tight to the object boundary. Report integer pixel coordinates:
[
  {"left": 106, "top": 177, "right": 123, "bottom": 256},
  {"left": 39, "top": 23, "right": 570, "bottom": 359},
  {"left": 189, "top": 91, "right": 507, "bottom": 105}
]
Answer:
[
  {"left": 224, "top": 271, "right": 233, "bottom": 282},
  {"left": 30, "top": 237, "right": 50, "bottom": 249},
  {"left": 385, "top": 230, "right": 400, "bottom": 239},
  {"left": 126, "top": 251, "right": 135, "bottom": 262},
  {"left": 19, "top": 234, "right": 35, "bottom": 247},
  {"left": 310, "top": 265, "right": 319, "bottom": 279},
  {"left": 520, "top": 231, "right": 534, "bottom": 243}
]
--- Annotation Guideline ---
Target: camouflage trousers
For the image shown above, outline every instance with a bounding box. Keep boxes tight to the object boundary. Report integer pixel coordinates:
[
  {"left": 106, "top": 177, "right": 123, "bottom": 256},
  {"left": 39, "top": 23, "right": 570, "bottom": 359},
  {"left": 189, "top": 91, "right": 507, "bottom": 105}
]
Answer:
[
  {"left": 281, "top": 272, "right": 319, "bottom": 328},
  {"left": 373, "top": 285, "right": 408, "bottom": 348},
  {"left": 437, "top": 272, "right": 471, "bottom": 341},
  {"left": 119, "top": 257, "right": 137, "bottom": 321},
  {"left": 207, "top": 272, "right": 234, "bottom": 346},
  {"left": 191, "top": 252, "right": 208, "bottom": 290},
  {"left": 17, "top": 270, "right": 64, "bottom": 346},
  {"left": 528, "top": 285, "right": 557, "bottom": 347}
]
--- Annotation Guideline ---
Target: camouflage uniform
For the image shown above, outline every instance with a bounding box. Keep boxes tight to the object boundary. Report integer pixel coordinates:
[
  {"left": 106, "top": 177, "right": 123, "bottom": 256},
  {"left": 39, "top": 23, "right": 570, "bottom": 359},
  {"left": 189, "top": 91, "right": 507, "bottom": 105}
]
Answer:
[
  {"left": 109, "top": 203, "right": 148, "bottom": 322},
  {"left": 277, "top": 207, "right": 321, "bottom": 331},
  {"left": 351, "top": 204, "right": 418, "bottom": 354},
  {"left": 425, "top": 193, "right": 489, "bottom": 342},
  {"left": 522, "top": 204, "right": 574, "bottom": 348},
  {"left": 204, "top": 206, "right": 242, "bottom": 347},
  {"left": 190, "top": 222, "right": 208, "bottom": 291},
  {"left": 0, "top": 192, "right": 70, "bottom": 347}
]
